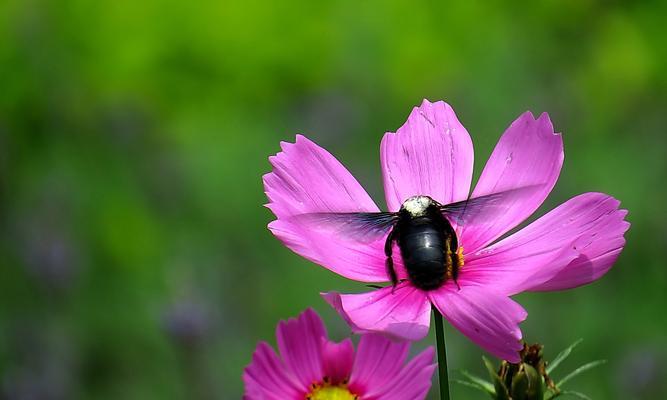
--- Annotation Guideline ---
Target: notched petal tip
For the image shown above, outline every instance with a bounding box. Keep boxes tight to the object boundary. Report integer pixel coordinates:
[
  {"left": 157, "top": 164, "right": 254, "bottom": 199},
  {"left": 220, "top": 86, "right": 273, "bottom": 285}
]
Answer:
[
  {"left": 536, "top": 111, "right": 560, "bottom": 135},
  {"left": 276, "top": 306, "right": 327, "bottom": 341},
  {"left": 420, "top": 98, "right": 434, "bottom": 107},
  {"left": 269, "top": 134, "right": 313, "bottom": 162},
  {"left": 301, "top": 307, "right": 322, "bottom": 324},
  {"left": 381, "top": 99, "right": 474, "bottom": 210},
  {"left": 519, "top": 110, "right": 537, "bottom": 120},
  {"left": 419, "top": 98, "right": 453, "bottom": 109},
  {"left": 514, "top": 111, "right": 560, "bottom": 138},
  {"left": 264, "top": 132, "right": 391, "bottom": 282},
  {"left": 461, "top": 108, "right": 564, "bottom": 252},
  {"left": 278, "top": 138, "right": 295, "bottom": 152},
  {"left": 276, "top": 134, "right": 310, "bottom": 151}
]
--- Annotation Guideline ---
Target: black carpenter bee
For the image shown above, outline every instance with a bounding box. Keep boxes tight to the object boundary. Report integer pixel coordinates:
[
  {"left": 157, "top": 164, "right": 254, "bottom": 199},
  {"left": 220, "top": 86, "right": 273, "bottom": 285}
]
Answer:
[{"left": 292, "top": 187, "right": 538, "bottom": 291}]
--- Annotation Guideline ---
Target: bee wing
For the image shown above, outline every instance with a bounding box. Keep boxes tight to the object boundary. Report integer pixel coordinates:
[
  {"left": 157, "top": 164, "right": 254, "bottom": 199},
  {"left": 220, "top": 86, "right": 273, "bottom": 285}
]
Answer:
[
  {"left": 440, "top": 185, "right": 544, "bottom": 226},
  {"left": 287, "top": 211, "right": 399, "bottom": 243}
]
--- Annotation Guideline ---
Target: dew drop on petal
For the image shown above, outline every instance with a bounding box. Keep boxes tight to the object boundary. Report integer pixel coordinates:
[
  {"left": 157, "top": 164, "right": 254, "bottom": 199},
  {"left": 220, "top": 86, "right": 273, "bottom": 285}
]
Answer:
[{"left": 505, "top": 152, "right": 513, "bottom": 164}]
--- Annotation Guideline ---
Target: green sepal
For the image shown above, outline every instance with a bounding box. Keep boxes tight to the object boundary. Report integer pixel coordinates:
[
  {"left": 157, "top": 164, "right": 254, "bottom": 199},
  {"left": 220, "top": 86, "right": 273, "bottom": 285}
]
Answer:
[
  {"left": 510, "top": 367, "right": 529, "bottom": 400},
  {"left": 511, "top": 364, "right": 544, "bottom": 400},
  {"left": 483, "top": 356, "right": 510, "bottom": 400}
]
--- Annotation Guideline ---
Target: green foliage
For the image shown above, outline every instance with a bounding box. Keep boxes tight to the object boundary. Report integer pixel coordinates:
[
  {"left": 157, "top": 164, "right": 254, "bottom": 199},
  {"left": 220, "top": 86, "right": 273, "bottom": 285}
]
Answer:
[
  {"left": 459, "top": 369, "right": 495, "bottom": 395},
  {"left": 546, "top": 339, "right": 583, "bottom": 375},
  {"left": 552, "top": 361, "right": 608, "bottom": 393}
]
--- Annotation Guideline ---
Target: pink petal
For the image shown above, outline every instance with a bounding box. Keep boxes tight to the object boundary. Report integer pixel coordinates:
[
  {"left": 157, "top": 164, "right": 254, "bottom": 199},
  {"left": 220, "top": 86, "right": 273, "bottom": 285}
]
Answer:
[
  {"left": 276, "top": 308, "right": 326, "bottom": 388},
  {"left": 242, "top": 379, "right": 264, "bottom": 400},
  {"left": 269, "top": 219, "right": 398, "bottom": 282},
  {"left": 348, "top": 333, "right": 410, "bottom": 395},
  {"left": 264, "top": 134, "right": 379, "bottom": 218},
  {"left": 528, "top": 197, "right": 630, "bottom": 291},
  {"left": 460, "top": 112, "right": 563, "bottom": 253},
  {"left": 321, "top": 338, "right": 355, "bottom": 384},
  {"left": 380, "top": 99, "right": 474, "bottom": 212},
  {"left": 429, "top": 286, "right": 527, "bottom": 362},
  {"left": 322, "top": 283, "right": 432, "bottom": 341},
  {"left": 243, "top": 342, "right": 304, "bottom": 399},
  {"left": 265, "top": 135, "right": 390, "bottom": 282},
  {"left": 464, "top": 192, "right": 629, "bottom": 294},
  {"left": 460, "top": 242, "right": 579, "bottom": 296},
  {"left": 372, "top": 348, "right": 436, "bottom": 400}
]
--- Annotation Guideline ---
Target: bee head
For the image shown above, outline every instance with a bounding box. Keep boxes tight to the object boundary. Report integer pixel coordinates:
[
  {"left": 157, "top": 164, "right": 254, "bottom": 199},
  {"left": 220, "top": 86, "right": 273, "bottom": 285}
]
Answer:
[{"left": 401, "top": 195, "right": 434, "bottom": 217}]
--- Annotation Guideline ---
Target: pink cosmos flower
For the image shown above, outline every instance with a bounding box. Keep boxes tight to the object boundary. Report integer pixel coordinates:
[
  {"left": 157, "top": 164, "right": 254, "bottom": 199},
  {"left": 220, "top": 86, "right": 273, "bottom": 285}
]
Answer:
[
  {"left": 243, "top": 308, "right": 436, "bottom": 400},
  {"left": 264, "top": 100, "right": 629, "bottom": 362}
]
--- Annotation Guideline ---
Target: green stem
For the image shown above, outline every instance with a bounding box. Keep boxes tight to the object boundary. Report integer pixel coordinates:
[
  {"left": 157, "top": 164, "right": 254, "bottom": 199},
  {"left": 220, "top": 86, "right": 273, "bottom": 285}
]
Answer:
[{"left": 433, "top": 307, "right": 451, "bottom": 400}]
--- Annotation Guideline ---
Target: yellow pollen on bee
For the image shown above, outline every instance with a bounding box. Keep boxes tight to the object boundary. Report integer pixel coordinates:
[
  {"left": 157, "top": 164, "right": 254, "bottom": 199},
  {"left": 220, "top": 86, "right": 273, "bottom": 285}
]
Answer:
[
  {"left": 444, "top": 238, "right": 464, "bottom": 280},
  {"left": 305, "top": 381, "right": 359, "bottom": 400}
]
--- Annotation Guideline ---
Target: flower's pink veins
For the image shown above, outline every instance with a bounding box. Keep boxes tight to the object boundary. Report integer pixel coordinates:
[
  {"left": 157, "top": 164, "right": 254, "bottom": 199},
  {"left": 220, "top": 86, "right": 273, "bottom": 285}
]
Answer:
[
  {"left": 383, "top": 350, "right": 437, "bottom": 400},
  {"left": 347, "top": 334, "right": 410, "bottom": 396},
  {"left": 276, "top": 308, "right": 325, "bottom": 389},
  {"left": 364, "top": 346, "right": 436, "bottom": 400},
  {"left": 381, "top": 99, "right": 474, "bottom": 212},
  {"left": 321, "top": 338, "right": 355, "bottom": 384},
  {"left": 243, "top": 342, "right": 304, "bottom": 399}
]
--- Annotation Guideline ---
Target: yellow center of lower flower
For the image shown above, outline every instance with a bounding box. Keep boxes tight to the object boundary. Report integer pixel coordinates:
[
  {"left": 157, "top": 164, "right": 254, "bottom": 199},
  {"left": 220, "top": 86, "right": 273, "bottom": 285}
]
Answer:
[{"left": 306, "top": 380, "right": 359, "bottom": 400}]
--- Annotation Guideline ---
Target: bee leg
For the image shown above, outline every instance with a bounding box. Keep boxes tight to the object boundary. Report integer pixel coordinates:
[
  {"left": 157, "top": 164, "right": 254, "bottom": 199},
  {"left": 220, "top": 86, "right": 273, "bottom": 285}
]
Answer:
[
  {"left": 387, "top": 259, "right": 399, "bottom": 294},
  {"left": 366, "top": 284, "right": 384, "bottom": 290},
  {"left": 384, "top": 230, "right": 399, "bottom": 292}
]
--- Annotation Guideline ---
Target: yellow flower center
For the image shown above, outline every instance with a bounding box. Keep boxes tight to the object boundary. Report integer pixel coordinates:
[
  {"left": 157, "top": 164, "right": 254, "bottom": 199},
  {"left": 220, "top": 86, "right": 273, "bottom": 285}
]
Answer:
[{"left": 306, "top": 381, "right": 359, "bottom": 400}]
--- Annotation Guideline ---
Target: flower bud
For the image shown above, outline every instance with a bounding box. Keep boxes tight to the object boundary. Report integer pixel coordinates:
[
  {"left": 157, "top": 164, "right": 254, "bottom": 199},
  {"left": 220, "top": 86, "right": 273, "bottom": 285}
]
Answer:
[
  {"left": 458, "top": 340, "right": 602, "bottom": 400},
  {"left": 484, "top": 343, "right": 551, "bottom": 400},
  {"left": 510, "top": 363, "right": 543, "bottom": 400}
]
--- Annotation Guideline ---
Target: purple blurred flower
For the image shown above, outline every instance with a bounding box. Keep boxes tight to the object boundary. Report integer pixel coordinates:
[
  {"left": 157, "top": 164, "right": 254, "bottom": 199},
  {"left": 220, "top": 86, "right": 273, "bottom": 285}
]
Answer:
[
  {"left": 162, "top": 301, "right": 211, "bottom": 348},
  {"left": 20, "top": 225, "right": 77, "bottom": 292}
]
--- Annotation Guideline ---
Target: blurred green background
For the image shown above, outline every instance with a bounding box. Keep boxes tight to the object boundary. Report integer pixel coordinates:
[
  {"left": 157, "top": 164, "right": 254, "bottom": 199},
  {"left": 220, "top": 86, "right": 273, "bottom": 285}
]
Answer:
[{"left": 1, "top": 0, "right": 666, "bottom": 399}]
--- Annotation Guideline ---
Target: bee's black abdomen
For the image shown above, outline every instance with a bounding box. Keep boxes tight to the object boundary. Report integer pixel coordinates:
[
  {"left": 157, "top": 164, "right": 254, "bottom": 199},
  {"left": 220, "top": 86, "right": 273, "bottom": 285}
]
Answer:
[{"left": 397, "top": 215, "right": 447, "bottom": 291}]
